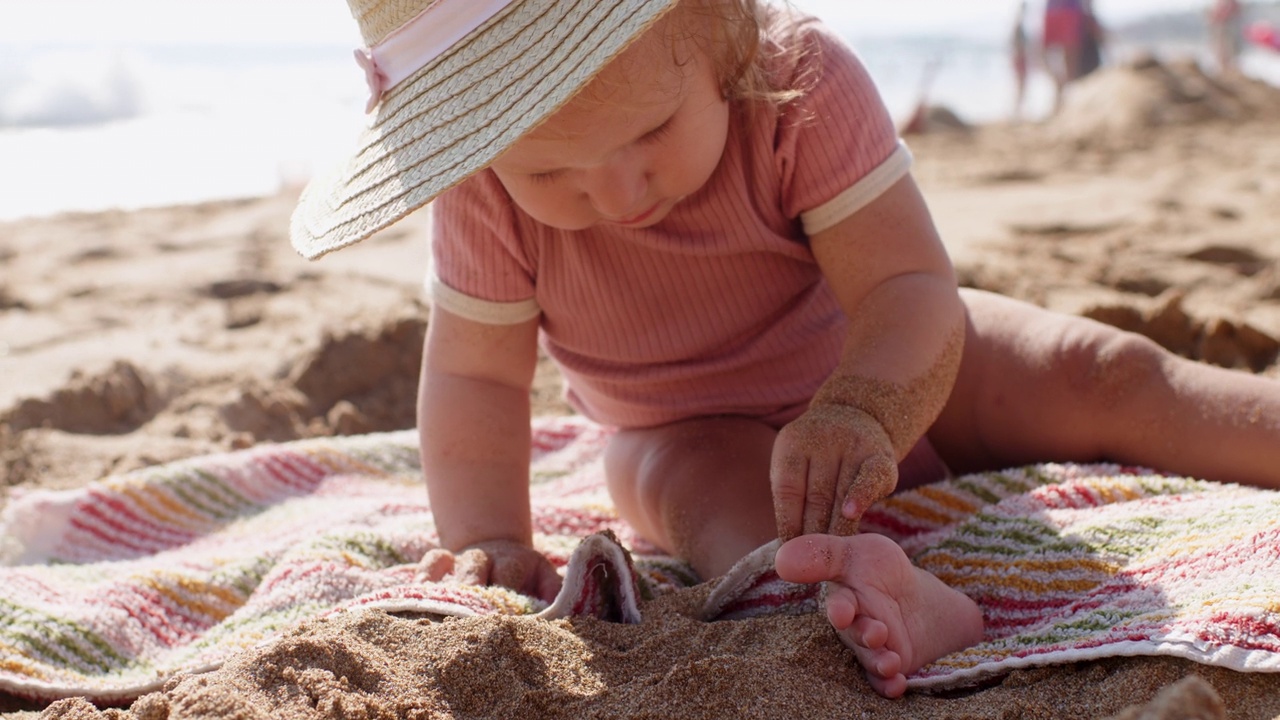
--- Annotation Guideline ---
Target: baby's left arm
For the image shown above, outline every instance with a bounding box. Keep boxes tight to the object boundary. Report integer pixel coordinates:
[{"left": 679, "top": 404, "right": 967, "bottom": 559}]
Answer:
[{"left": 772, "top": 173, "right": 965, "bottom": 540}]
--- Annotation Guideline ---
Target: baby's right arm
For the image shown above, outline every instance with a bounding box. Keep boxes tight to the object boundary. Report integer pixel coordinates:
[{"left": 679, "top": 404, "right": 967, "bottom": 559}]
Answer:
[{"left": 417, "top": 304, "right": 561, "bottom": 601}]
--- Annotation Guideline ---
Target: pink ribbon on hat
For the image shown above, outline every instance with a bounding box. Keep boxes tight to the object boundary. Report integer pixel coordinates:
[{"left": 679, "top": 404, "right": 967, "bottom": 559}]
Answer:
[{"left": 355, "top": 0, "right": 517, "bottom": 113}]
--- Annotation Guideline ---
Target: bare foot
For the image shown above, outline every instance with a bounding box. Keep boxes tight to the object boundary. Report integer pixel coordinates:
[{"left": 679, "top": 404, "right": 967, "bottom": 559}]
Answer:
[{"left": 774, "top": 533, "right": 983, "bottom": 698}]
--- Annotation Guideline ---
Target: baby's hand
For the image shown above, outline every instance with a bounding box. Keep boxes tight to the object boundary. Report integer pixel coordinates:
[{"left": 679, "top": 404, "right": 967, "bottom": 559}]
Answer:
[
  {"left": 771, "top": 404, "right": 899, "bottom": 541},
  {"left": 419, "top": 539, "right": 563, "bottom": 603}
]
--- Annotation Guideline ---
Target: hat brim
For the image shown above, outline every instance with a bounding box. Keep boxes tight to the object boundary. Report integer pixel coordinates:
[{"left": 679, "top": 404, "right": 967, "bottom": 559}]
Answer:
[{"left": 292, "top": 0, "right": 681, "bottom": 259}]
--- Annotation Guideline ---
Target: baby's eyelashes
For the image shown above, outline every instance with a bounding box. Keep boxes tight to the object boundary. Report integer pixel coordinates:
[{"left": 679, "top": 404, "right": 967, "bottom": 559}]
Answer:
[
  {"left": 638, "top": 118, "right": 674, "bottom": 144},
  {"left": 528, "top": 169, "right": 565, "bottom": 185},
  {"left": 525, "top": 120, "right": 672, "bottom": 185}
]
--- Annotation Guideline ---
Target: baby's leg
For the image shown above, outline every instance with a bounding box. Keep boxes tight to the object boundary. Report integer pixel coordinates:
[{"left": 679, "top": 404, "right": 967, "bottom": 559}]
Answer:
[
  {"left": 774, "top": 533, "right": 983, "bottom": 698},
  {"left": 604, "top": 416, "right": 779, "bottom": 580},
  {"left": 932, "top": 289, "right": 1280, "bottom": 488}
]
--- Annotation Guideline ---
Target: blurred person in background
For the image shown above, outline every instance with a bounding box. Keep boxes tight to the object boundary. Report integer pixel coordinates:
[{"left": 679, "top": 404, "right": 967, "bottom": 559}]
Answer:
[
  {"left": 1011, "top": 0, "right": 1031, "bottom": 120},
  {"left": 1078, "top": 0, "right": 1106, "bottom": 79},
  {"left": 1209, "top": 0, "right": 1244, "bottom": 75},
  {"left": 1041, "top": 0, "right": 1086, "bottom": 110}
]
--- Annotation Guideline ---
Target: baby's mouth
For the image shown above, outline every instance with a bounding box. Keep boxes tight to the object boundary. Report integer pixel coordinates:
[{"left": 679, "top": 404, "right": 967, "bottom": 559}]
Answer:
[{"left": 614, "top": 202, "right": 662, "bottom": 226}]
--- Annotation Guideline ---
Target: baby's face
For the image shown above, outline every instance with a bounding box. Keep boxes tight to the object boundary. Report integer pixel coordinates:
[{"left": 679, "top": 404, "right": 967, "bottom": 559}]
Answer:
[{"left": 490, "top": 21, "right": 730, "bottom": 231}]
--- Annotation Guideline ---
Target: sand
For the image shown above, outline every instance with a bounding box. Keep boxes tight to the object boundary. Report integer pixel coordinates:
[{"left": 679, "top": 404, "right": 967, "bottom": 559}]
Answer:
[{"left": 4, "top": 57, "right": 1280, "bottom": 718}]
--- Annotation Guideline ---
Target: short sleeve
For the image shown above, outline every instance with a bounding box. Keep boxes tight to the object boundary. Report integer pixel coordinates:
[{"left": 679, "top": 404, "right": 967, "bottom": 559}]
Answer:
[
  {"left": 429, "top": 170, "right": 541, "bottom": 324},
  {"left": 774, "top": 22, "right": 912, "bottom": 235}
]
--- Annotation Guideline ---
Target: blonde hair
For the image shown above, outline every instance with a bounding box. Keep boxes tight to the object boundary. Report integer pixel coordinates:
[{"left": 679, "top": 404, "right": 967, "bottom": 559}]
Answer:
[
  {"left": 574, "top": 0, "right": 809, "bottom": 111},
  {"left": 678, "top": 0, "right": 807, "bottom": 104}
]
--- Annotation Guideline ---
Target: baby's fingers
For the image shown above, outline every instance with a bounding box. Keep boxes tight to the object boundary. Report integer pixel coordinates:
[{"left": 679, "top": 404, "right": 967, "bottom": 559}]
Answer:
[
  {"left": 532, "top": 560, "right": 564, "bottom": 604},
  {"left": 802, "top": 454, "right": 843, "bottom": 537},
  {"left": 491, "top": 553, "right": 562, "bottom": 603},
  {"left": 829, "top": 454, "right": 897, "bottom": 536},
  {"left": 770, "top": 445, "right": 810, "bottom": 542},
  {"left": 416, "top": 548, "right": 456, "bottom": 582},
  {"left": 417, "top": 547, "right": 493, "bottom": 586},
  {"left": 450, "top": 547, "right": 495, "bottom": 586}
]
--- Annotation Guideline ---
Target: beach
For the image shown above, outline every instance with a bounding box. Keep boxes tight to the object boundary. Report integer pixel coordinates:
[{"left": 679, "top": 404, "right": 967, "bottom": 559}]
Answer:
[{"left": 3, "top": 57, "right": 1280, "bottom": 718}]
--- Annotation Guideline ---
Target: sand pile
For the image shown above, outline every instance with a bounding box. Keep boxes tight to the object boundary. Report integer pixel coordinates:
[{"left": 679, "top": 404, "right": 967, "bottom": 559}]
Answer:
[
  {"left": 1079, "top": 288, "right": 1280, "bottom": 372},
  {"left": 27, "top": 592, "right": 1272, "bottom": 720},
  {"left": 899, "top": 104, "right": 972, "bottom": 136},
  {"left": 0, "top": 315, "right": 426, "bottom": 490},
  {"left": 1051, "top": 54, "right": 1280, "bottom": 148}
]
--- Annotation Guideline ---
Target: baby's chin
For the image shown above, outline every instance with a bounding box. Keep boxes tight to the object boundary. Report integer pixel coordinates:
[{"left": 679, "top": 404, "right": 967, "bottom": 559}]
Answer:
[
  {"left": 604, "top": 197, "right": 686, "bottom": 230},
  {"left": 523, "top": 196, "right": 684, "bottom": 232}
]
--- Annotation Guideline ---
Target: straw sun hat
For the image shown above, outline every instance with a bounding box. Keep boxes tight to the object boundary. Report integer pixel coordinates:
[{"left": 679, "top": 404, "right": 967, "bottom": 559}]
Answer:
[{"left": 291, "top": 0, "right": 681, "bottom": 260}]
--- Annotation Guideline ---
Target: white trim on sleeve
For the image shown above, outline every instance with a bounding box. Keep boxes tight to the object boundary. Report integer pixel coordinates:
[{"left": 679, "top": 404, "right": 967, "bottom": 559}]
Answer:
[
  {"left": 428, "top": 275, "right": 541, "bottom": 325},
  {"left": 799, "top": 142, "right": 914, "bottom": 236}
]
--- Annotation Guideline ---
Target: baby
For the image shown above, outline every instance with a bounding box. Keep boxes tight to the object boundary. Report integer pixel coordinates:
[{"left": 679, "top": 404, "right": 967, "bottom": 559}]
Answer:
[{"left": 292, "top": 0, "right": 1280, "bottom": 698}]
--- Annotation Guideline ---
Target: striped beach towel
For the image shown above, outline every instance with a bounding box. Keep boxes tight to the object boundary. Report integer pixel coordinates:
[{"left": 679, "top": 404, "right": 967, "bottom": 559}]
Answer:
[
  {"left": 1, "top": 416, "right": 1278, "bottom": 702},
  {"left": 707, "top": 463, "right": 1280, "bottom": 690}
]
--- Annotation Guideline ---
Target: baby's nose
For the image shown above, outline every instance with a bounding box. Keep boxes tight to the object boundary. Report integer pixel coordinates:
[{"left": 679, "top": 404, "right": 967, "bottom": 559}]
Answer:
[{"left": 588, "top": 156, "right": 648, "bottom": 219}]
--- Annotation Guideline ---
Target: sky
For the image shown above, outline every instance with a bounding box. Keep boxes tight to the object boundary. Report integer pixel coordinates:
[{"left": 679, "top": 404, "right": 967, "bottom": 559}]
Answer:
[{"left": 0, "top": 0, "right": 1216, "bottom": 47}]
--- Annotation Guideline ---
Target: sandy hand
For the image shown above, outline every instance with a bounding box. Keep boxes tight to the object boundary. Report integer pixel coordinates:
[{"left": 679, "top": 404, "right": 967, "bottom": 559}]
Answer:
[
  {"left": 770, "top": 404, "right": 899, "bottom": 541},
  {"left": 418, "top": 539, "right": 562, "bottom": 603}
]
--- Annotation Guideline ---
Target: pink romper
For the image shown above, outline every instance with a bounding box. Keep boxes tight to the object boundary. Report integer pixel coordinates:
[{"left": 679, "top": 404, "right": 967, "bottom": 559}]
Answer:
[{"left": 430, "top": 18, "right": 948, "bottom": 487}]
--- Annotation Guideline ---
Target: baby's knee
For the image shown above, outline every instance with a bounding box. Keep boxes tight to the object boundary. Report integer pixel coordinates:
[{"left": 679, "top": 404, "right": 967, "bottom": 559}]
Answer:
[
  {"left": 605, "top": 424, "right": 701, "bottom": 499},
  {"left": 603, "top": 420, "right": 746, "bottom": 521},
  {"left": 1053, "top": 319, "right": 1169, "bottom": 410},
  {"left": 603, "top": 429, "right": 674, "bottom": 541}
]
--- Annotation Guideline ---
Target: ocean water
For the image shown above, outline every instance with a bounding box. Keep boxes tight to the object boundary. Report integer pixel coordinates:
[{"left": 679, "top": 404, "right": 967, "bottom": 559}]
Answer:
[
  {"left": 1, "top": 15, "right": 1277, "bottom": 222},
  {"left": 0, "top": 43, "right": 368, "bottom": 221}
]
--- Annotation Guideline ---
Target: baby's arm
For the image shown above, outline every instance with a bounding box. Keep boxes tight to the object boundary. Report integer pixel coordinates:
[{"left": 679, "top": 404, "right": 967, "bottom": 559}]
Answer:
[
  {"left": 773, "top": 174, "right": 965, "bottom": 540},
  {"left": 417, "top": 304, "right": 561, "bottom": 601}
]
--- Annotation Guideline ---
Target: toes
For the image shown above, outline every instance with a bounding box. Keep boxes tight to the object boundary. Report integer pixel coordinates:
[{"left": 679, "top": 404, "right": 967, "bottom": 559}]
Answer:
[
  {"left": 851, "top": 616, "right": 888, "bottom": 650},
  {"left": 868, "top": 671, "right": 908, "bottom": 699},
  {"left": 824, "top": 584, "right": 858, "bottom": 629},
  {"left": 825, "top": 586, "right": 889, "bottom": 649},
  {"left": 849, "top": 640, "right": 908, "bottom": 698},
  {"left": 851, "top": 643, "right": 902, "bottom": 679},
  {"left": 776, "top": 533, "right": 914, "bottom": 701},
  {"left": 870, "top": 649, "right": 902, "bottom": 679},
  {"left": 775, "top": 534, "right": 849, "bottom": 585}
]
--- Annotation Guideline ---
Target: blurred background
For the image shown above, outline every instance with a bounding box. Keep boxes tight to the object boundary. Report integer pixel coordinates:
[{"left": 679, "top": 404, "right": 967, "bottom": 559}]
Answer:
[{"left": 1, "top": 0, "right": 1278, "bottom": 222}]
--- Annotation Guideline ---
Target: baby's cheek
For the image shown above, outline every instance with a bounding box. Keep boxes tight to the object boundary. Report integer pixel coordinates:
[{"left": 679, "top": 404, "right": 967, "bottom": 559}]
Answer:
[{"left": 512, "top": 189, "right": 595, "bottom": 231}]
